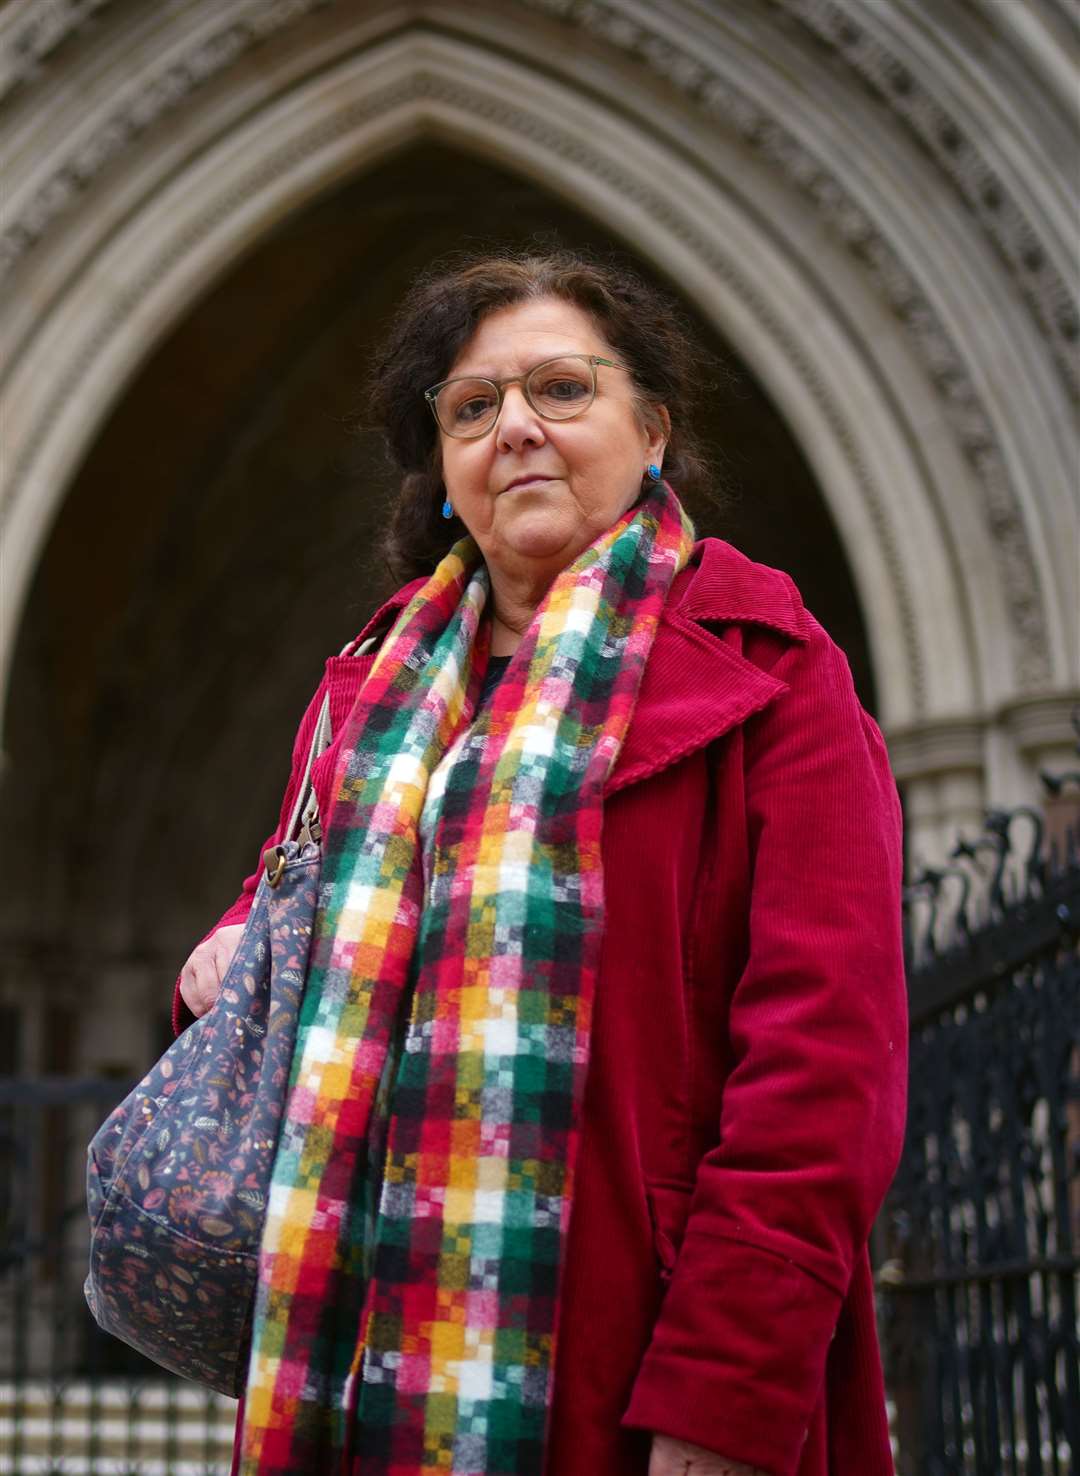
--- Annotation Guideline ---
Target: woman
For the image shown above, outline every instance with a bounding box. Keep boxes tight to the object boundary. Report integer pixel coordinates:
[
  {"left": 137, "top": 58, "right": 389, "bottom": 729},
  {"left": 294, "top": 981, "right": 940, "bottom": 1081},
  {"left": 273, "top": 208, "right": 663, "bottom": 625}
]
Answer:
[{"left": 176, "top": 253, "right": 907, "bottom": 1476}]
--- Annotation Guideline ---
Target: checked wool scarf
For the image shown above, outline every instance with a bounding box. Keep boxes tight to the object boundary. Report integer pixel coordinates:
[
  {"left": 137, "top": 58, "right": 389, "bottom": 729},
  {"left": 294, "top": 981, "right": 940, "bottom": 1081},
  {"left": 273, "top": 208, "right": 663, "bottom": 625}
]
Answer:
[{"left": 240, "top": 482, "right": 695, "bottom": 1475}]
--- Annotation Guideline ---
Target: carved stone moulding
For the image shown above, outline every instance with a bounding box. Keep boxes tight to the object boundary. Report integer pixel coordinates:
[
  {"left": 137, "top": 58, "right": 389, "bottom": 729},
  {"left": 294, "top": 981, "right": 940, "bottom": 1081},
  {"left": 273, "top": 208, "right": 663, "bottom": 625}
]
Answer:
[
  {"left": 999, "top": 691, "right": 1080, "bottom": 760},
  {"left": 0, "top": 0, "right": 116, "bottom": 102},
  {"left": 509, "top": 0, "right": 1058, "bottom": 690},
  {"left": 886, "top": 718, "right": 986, "bottom": 785},
  {"left": 772, "top": 0, "right": 1079, "bottom": 402},
  {"left": 0, "top": 0, "right": 341, "bottom": 276}
]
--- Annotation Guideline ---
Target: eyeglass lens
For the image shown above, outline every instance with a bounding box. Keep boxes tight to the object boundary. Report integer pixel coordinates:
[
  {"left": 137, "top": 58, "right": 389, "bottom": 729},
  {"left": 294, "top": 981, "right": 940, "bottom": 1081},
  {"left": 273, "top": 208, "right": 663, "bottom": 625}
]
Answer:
[{"left": 435, "top": 356, "right": 598, "bottom": 437}]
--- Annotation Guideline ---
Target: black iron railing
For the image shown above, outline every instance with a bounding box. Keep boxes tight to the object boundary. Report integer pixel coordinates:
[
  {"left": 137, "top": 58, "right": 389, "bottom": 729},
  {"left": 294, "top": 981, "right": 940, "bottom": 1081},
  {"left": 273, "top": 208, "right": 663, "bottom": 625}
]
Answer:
[{"left": 881, "top": 770, "right": 1080, "bottom": 1476}]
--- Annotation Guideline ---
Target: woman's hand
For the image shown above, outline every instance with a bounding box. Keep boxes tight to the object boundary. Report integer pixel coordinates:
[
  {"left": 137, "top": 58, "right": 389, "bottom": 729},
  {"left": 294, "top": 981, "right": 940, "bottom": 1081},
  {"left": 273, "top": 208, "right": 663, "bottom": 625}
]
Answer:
[
  {"left": 178, "top": 923, "right": 245, "bottom": 1019},
  {"left": 649, "top": 1435, "right": 767, "bottom": 1476}
]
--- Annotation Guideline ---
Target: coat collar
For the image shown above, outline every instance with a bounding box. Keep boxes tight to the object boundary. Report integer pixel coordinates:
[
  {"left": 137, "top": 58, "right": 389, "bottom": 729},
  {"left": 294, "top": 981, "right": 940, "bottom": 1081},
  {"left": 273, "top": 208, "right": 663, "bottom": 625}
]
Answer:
[
  {"left": 607, "top": 539, "right": 808, "bottom": 793},
  {"left": 353, "top": 540, "right": 808, "bottom": 794},
  {"left": 674, "top": 537, "right": 810, "bottom": 640}
]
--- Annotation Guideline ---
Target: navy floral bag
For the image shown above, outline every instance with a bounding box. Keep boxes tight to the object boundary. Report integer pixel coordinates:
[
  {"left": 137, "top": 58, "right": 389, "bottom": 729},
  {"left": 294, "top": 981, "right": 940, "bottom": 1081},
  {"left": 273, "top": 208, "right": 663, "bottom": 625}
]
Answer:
[{"left": 84, "top": 688, "right": 335, "bottom": 1395}]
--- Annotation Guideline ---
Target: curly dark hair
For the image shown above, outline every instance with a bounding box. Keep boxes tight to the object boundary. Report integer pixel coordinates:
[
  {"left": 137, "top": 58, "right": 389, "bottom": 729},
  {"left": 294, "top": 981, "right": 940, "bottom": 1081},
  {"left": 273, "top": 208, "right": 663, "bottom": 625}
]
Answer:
[{"left": 367, "top": 249, "right": 718, "bottom": 584}]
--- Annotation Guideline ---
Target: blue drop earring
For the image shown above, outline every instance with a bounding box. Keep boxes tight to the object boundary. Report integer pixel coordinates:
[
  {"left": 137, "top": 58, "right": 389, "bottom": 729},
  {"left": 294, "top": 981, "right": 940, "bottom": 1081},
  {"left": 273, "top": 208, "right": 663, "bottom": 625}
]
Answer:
[
  {"left": 441, "top": 499, "right": 454, "bottom": 520},
  {"left": 646, "top": 463, "right": 662, "bottom": 482}
]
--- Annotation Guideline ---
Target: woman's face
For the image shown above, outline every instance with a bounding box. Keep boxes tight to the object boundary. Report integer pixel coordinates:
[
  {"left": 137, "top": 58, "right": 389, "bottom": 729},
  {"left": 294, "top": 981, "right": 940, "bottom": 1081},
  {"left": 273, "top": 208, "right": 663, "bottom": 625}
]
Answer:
[{"left": 437, "top": 298, "right": 667, "bottom": 590}]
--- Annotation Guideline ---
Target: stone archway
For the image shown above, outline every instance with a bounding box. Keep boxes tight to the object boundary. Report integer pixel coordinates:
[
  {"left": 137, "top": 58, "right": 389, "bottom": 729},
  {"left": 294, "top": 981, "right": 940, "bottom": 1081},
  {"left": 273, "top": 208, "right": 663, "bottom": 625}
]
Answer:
[{"left": 1, "top": 0, "right": 1076, "bottom": 899}]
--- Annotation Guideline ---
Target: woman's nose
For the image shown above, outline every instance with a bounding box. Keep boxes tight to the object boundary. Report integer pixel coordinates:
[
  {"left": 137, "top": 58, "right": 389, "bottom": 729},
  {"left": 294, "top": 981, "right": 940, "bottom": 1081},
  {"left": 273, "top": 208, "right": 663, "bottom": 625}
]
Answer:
[{"left": 495, "top": 384, "right": 547, "bottom": 452}]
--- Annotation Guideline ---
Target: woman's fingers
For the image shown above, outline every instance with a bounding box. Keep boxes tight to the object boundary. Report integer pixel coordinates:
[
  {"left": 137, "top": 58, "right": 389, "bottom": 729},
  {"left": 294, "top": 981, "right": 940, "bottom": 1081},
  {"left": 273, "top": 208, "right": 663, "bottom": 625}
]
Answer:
[
  {"left": 178, "top": 953, "right": 216, "bottom": 1018},
  {"left": 648, "top": 1435, "right": 766, "bottom": 1476},
  {"left": 211, "top": 927, "right": 242, "bottom": 986},
  {"left": 647, "top": 1438, "right": 684, "bottom": 1476},
  {"left": 178, "top": 924, "right": 245, "bottom": 1018},
  {"left": 178, "top": 963, "right": 210, "bottom": 1019}
]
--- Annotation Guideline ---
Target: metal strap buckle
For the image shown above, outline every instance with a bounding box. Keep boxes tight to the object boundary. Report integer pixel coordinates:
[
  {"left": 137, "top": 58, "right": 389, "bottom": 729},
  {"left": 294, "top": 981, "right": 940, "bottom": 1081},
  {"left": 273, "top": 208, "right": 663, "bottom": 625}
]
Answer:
[{"left": 263, "top": 845, "right": 287, "bottom": 889}]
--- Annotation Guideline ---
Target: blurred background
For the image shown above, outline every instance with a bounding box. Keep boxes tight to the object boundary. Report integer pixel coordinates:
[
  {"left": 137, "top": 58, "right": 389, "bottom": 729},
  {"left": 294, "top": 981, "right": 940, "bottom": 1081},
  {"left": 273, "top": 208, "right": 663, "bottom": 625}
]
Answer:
[{"left": 1, "top": 1, "right": 1077, "bottom": 1472}]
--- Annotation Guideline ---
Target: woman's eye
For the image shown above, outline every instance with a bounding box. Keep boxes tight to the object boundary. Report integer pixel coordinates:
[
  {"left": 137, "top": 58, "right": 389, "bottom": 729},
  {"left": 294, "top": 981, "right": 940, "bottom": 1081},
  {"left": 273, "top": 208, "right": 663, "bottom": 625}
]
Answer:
[
  {"left": 538, "top": 377, "right": 587, "bottom": 400},
  {"left": 455, "top": 394, "right": 496, "bottom": 423}
]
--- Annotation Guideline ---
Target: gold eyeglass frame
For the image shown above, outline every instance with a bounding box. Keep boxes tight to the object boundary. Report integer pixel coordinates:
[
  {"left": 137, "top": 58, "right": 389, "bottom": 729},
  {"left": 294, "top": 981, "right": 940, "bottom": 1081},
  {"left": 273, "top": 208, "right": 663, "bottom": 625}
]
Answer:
[{"left": 424, "top": 354, "right": 624, "bottom": 439}]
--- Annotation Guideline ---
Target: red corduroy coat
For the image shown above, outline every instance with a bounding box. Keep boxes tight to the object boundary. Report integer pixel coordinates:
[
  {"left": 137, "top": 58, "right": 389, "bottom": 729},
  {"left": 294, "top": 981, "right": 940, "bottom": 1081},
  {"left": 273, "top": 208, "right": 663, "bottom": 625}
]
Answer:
[{"left": 174, "top": 537, "right": 908, "bottom": 1476}]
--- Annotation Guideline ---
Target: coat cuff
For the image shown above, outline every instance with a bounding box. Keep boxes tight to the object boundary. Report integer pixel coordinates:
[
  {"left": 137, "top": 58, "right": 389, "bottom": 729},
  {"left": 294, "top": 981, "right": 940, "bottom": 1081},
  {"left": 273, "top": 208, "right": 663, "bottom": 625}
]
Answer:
[{"left": 622, "top": 1232, "right": 842, "bottom": 1476}]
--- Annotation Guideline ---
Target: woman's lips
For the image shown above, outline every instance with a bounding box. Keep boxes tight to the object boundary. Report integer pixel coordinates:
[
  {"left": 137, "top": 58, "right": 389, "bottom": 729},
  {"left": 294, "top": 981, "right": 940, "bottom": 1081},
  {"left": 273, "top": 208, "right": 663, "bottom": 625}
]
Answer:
[{"left": 502, "top": 475, "right": 554, "bottom": 492}]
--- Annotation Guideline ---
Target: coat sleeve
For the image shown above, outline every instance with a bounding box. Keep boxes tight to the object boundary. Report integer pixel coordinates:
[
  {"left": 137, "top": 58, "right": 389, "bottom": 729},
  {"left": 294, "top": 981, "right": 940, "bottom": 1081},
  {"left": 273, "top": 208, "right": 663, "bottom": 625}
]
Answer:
[
  {"left": 171, "top": 672, "right": 331, "bottom": 1036},
  {"left": 622, "top": 618, "right": 908, "bottom": 1476}
]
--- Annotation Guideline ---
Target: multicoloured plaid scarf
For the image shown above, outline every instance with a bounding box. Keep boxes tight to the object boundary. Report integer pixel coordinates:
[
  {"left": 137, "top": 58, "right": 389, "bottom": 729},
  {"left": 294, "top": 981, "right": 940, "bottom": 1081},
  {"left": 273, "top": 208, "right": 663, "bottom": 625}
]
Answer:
[{"left": 240, "top": 481, "right": 694, "bottom": 1474}]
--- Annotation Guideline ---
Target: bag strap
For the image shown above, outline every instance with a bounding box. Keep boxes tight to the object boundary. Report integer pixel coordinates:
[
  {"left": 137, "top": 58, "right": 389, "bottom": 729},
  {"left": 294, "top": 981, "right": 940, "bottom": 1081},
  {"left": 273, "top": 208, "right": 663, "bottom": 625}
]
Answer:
[
  {"left": 283, "top": 632, "right": 381, "bottom": 845},
  {"left": 283, "top": 691, "right": 332, "bottom": 845}
]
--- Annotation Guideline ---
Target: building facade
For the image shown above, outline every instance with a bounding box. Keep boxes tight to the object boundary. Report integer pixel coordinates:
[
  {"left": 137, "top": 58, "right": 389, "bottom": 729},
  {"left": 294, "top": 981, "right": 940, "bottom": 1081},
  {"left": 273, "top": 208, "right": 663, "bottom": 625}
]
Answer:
[{"left": 1, "top": 0, "right": 1077, "bottom": 1083}]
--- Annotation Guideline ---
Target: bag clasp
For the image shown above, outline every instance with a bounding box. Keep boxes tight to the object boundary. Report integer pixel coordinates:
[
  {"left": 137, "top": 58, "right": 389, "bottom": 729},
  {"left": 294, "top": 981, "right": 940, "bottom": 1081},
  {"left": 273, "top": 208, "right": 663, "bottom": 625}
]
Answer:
[{"left": 263, "top": 846, "right": 287, "bottom": 888}]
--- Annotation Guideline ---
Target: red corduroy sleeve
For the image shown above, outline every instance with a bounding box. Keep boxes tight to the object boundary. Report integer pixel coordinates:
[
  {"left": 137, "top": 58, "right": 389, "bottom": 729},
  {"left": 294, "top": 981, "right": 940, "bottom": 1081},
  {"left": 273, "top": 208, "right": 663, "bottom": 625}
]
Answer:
[
  {"left": 622, "top": 619, "right": 908, "bottom": 1476},
  {"left": 170, "top": 673, "right": 331, "bottom": 1036}
]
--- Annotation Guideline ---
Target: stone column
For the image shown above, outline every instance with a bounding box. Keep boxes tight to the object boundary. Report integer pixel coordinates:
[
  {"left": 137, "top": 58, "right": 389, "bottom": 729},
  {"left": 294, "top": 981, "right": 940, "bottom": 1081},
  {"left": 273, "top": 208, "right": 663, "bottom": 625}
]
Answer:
[
  {"left": 1001, "top": 692, "right": 1080, "bottom": 864},
  {"left": 886, "top": 719, "right": 986, "bottom": 871}
]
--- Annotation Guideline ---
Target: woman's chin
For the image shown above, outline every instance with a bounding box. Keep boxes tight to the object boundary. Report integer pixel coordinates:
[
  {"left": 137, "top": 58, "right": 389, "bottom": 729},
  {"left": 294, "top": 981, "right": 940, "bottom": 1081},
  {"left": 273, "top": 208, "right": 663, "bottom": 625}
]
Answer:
[{"left": 495, "top": 509, "right": 580, "bottom": 565}]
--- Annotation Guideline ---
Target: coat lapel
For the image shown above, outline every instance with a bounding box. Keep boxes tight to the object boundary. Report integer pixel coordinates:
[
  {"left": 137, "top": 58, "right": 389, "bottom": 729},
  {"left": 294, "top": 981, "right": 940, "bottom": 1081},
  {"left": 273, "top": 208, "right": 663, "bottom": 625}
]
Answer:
[
  {"left": 606, "top": 540, "right": 810, "bottom": 796},
  {"left": 606, "top": 609, "right": 787, "bottom": 795}
]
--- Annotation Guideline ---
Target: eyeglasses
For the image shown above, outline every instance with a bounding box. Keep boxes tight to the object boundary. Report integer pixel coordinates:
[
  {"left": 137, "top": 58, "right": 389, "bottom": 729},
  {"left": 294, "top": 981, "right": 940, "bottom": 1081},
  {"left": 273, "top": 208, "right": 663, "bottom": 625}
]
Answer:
[{"left": 424, "top": 354, "right": 624, "bottom": 439}]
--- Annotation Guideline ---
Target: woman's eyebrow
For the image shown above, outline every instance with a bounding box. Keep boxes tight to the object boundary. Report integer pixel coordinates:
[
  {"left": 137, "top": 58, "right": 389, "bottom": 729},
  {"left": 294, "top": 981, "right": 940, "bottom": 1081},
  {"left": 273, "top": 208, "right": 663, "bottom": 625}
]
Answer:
[{"left": 448, "top": 349, "right": 594, "bottom": 379}]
